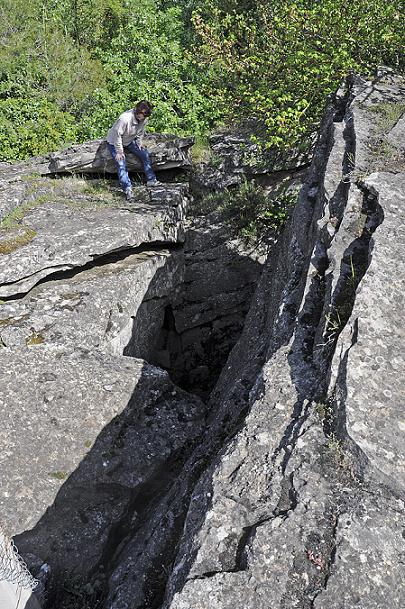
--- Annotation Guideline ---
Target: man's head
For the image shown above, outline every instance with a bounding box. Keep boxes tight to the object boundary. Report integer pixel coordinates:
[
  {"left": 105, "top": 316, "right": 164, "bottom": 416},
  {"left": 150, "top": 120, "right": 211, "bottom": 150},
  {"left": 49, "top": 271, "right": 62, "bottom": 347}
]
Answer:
[{"left": 134, "top": 100, "right": 152, "bottom": 121}]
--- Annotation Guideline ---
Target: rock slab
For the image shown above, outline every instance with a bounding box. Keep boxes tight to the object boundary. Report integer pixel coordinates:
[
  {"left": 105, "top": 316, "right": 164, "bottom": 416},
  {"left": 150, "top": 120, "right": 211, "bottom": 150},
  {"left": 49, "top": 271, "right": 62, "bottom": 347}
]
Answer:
[{"left": 161, "top": 72, "right": 405, "bottom": 609}]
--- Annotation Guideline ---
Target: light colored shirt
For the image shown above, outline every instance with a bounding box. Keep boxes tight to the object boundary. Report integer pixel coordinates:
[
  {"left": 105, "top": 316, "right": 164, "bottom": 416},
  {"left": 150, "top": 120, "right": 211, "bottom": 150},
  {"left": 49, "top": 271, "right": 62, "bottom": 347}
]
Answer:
[{"left": 106, "top": 110, "right": 148, "bottom": 154}]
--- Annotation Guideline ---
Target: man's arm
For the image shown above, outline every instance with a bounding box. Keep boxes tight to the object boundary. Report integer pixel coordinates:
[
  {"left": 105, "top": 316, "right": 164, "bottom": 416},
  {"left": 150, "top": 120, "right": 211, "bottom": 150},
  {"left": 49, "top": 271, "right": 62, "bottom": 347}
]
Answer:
[{"left": 112, "top": 118, "right": 126, "bottom": 159}]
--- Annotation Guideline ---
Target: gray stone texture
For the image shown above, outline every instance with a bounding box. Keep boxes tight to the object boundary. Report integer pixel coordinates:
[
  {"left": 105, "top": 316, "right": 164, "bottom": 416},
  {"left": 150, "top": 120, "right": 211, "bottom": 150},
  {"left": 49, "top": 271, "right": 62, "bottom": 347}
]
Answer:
[
  {"left": 167, "top": 215, "right": 264, "bottom": 397},
  {"left": 3, "top": 348, "right": 205, "bottom": 578},
  {"left": 48, "top": 134, "right": 194, "bottom": 174},
  {"left": 0, "top": 249, "right": 182, "bottom": 354},
  {"left": 161, "top": 72, "right": 405, "bottom": 609},
  {"left": 0, "top": 181, "right": 187, "bottom": 297},
  {"left": 0, "top": 71, "right": 404, "bottom": 609},
  {"left": 0, "top": 133, "right": 193, "bottom": 184},
  {"left": 327, "top": 171, "right": 405, "bottom": 489},
  {"left": 190, "top": 130, "right": 312, "bottom": 194},
  {"left": 0, "top": 165, "right": 203, "bottom": 600}
]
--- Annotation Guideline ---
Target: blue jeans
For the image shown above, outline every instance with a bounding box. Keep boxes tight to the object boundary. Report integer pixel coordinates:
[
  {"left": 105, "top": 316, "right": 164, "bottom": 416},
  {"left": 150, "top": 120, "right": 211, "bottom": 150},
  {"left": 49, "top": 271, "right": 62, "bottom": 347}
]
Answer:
[{"left": 107, "top": 141, "right": 156, "bottom": 191}]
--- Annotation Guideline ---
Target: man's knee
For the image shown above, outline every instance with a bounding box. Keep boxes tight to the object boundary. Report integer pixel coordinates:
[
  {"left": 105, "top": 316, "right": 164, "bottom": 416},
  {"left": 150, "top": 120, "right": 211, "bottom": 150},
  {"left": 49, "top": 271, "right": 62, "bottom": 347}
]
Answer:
[{"left": 132, "top": 144, "right": 149, "bottom": 161}]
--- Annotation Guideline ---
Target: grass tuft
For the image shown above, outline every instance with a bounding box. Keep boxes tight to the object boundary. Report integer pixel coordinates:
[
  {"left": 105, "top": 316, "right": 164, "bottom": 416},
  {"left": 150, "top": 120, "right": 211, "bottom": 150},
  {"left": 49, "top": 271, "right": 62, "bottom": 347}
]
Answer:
[
  {"left": 26, "top": 330, "right": 45, "bottom": 346},
  {"left": 0, "top": 228, "right": 37, "bottom": 255}
]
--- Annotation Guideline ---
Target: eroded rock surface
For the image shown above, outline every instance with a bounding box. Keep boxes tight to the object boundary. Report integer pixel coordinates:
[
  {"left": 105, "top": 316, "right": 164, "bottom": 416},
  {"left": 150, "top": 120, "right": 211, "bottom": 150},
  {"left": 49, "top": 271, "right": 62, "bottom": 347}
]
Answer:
[
  {"left": 151, "top": 214, "right": 265, "bottom": 398},
  {"left": 0, "top": 133, "right": 193, "bottom": 184},
  {"left": 0, "top": 168, "right": 203, "bottom": 604},
  {"left": 48, "top": 134, "right": 194, "bottom": 174},
  {"left": 159, "top": 72, "right": 405, "bottom": 609},
  {"left": 191, "top": 129, "right": 311, "bottom": 194},
  {"left": 0, "top": 249, "right": 182, "bottom": 354},
  {"left": 0, "top": 179, "right": 187, "bottom": 297},
  {"left": 0, "top": 70, "right": 404, "bottom": 609}
]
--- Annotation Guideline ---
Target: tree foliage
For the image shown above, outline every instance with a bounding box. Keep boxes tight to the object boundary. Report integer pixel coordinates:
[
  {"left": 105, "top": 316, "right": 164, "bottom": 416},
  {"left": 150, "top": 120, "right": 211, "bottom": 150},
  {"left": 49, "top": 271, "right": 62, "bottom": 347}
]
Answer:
[
  {"left": 191, "top": 0, "right": 405, "bottom": 148},
  {"left": 0, "top": 0, "right": 403, "bottom": 160}
]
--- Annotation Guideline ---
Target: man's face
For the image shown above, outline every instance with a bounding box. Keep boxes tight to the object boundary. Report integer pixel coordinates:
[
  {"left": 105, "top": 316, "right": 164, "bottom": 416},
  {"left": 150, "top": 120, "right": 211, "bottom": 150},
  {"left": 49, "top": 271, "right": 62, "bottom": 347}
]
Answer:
[{"left": 135, "top": 110, "right": 148, "bottom": 121}]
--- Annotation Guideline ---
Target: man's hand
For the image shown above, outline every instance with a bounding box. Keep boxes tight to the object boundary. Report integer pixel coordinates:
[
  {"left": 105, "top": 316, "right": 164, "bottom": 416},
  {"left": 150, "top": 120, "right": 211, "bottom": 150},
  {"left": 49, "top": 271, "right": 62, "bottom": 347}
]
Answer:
[{"left": 116, "top": 152, "right": 125, "bottom": 161}]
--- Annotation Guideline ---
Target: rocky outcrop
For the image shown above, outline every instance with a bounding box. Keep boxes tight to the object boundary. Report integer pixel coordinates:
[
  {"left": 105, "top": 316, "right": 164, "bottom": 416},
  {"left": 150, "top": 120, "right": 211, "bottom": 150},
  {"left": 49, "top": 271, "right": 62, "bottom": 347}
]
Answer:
[
  {"left": 160, "top": 70, "right": 405, "bottom": 609},
  {"left": 48, "top": 135, "right": 194, "bottom": 174},
  {"left": 0, "top": 128, "right": 265, "bottom": 607},
  {"left": 0, "top": 164, "right": 203, "bottom": 604},
  {"left": 0, "top": 180, "right": 187, "bottom": 298},
  {"left": 0, "top": 69, "right": 404, "bottom": 609},
  {"left": 0, "top": 134, "right": 194, "bottom": 186},
  {"left": 191, "top": 128, "right": 312, "bottom": 193},
  {"left": 209, "top": 130, "right": 313, "bottom": 175},
  {"left": 151, "top": 214, "right": 264, "bottom": 399}
]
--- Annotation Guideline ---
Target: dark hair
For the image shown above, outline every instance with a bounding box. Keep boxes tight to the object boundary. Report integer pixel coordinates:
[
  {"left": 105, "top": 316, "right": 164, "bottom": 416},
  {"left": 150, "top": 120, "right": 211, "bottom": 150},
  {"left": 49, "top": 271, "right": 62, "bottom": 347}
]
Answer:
[{"left": 135, "top": 100, "right": 152, "bottom": 117}]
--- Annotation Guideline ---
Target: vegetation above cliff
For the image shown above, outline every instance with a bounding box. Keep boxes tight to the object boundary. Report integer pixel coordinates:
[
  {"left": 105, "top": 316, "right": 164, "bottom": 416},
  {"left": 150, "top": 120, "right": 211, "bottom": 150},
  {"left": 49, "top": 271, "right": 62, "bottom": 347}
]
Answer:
[{"left": 0, "top": 0, "right": 403, "bottom": 160}]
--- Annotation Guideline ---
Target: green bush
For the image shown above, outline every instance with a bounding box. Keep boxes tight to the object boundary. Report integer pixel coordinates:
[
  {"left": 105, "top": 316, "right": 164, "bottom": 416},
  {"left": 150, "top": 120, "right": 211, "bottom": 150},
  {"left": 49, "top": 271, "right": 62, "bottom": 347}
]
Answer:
[
  {"left": 0, "top": 0, "right": 105, "bottom": 110},
  {"left": 201, "top": 180, "right": 297, "bottom": 244},
  {"left": 0, "top": 0, "right": 403, "bottom": 160},
  {"left": 0, "top": 98, "right": 78, "bottom": 161},
  {"left": 77, "top": 1, "right": 220, "bottom": 141},
  {"left": 191, "top": 0, "right": 405, "bottom": 149}
]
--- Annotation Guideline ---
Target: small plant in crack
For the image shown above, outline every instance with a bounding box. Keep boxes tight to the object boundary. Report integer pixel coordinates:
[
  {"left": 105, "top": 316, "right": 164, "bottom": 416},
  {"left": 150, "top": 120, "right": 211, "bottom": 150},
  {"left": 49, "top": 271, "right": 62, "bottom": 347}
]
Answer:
[
  {"left": 55, "top": 573, "right": 106, "bottom": 609},
  {"left": 368, "top": 101, "right": 405, "bottom": 133},
  {"left": 346, "top": 151, "right": 355, "bottom": 167},
  {"left": 210, "top": 178, "right": 295, "bottom": 245},
  {"left": 26, "top": 329, "right": 45, "bottom": 346},
  {"left": 347, "top": 254, "right": 357, "bottom": 288},
  {"left": 317, "top": 308, "right": 342, "bottom": 347},
  {"left": 342, "top": 151, "right": 356, "bottom": 184},
  {"left": 326, "top": 310, "right": 341, "bottom": 333},
  {"left": 315, "top": 402, "right": 333, "bottom": 425},
  {"left": 326, "top": 433, "right": 353, "bottom": 474},
  {"left": 327, "top": 433, "right": 342, "bottom": 453}
]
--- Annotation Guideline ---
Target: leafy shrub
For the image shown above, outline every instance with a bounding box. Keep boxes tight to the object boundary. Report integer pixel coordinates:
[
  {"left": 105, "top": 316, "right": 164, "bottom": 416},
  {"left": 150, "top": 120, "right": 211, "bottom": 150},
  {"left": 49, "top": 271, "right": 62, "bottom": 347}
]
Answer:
[
  {"left": 77, "top": 1, "right": 220, "bottom": 141},
  {"left": 0, "top": 0, "right": 403, "bottom": 160},
  {"left": 201, "top": 180, "right": 297, "bottom": 244},
  {"left": 0, "top": 98, "right": 78, "bottom": 160},
  {"left": 191, "top": 0, "right": 405, "bottom": 149},
  {"left": 0, "top": 0, "right": 105, "bottom": 109}
]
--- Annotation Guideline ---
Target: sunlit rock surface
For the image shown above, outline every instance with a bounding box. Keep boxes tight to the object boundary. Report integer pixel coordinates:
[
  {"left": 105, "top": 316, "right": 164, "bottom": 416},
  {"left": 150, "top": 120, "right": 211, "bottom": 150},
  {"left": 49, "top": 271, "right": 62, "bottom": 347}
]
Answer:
[
  {"left": 162, "top": 71, "right": 405, "bottom": 609},
  {"left": 0, "top": 71, "right": 404, "bottom": 609}
]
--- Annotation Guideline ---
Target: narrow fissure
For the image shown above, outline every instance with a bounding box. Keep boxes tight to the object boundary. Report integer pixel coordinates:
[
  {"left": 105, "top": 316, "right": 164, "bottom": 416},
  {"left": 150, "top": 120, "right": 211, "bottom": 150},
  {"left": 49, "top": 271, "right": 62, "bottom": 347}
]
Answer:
[
  {"left": 122, "top": 220, "right": 264, "bottom": 400},
  {"left": 50, "top": 215, "right": 265, "bottom": 609}
]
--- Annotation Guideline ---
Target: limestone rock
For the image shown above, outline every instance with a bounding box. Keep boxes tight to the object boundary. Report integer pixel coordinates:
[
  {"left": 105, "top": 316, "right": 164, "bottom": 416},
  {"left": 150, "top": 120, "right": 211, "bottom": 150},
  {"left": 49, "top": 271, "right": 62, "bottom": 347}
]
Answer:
[
  {"left": 190, "top": 164, "right": 242, "bottom": 194},
  {"left": 48, "top": 134, "right": 194, "bottom": 174},
  {"left": 387, "top": 113, "right": 405, "bottom": 151},
  {"left": 160, "top": 72, "right": 405, "bottom": 609},
  {"left": 0, "top": 157, "right": 201, "bottom": 603},
  {"left": 0, "top": 181, "right": 187, "bottom": 298},
  {"left": 168, "top": 214, "right": 264, "bottom": 398},
  {"left": 209, "top": 130, "right": 314, "bottom": 176},
  {"left": 327, "top": 171, "right": 405, "bottom": 490},
  {"left": 2, "top": 347, "right": 205, "bottom": 581},
  {"left": 0, "top": 249, "right": 182, "bottom": 355},
  {"left": 1, "top": 70, "right": 404, "bottom": 609}
]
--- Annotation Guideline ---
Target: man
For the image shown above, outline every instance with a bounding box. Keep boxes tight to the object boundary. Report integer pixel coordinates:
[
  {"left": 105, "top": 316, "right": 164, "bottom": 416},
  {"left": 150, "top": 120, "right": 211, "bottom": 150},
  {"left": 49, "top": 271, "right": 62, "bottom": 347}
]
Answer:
[{"left": 106, "top": 100, "right": 160, "bottom": 201}]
